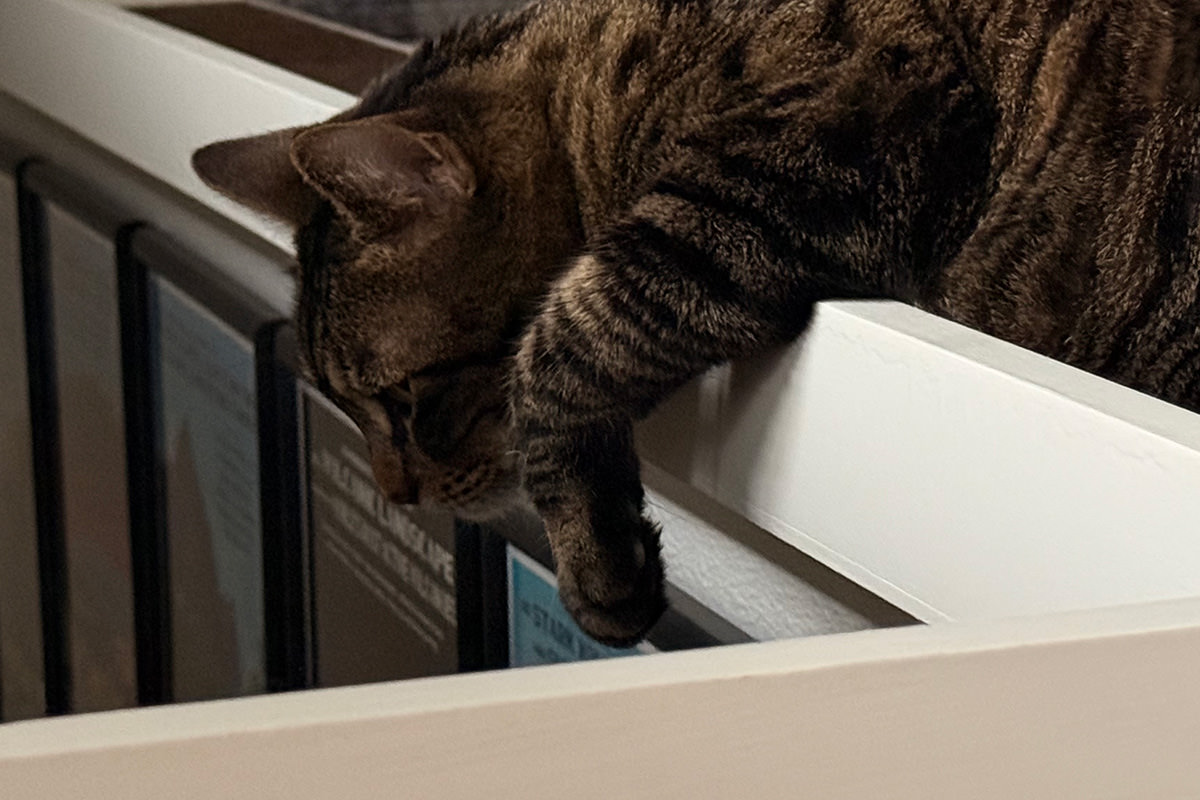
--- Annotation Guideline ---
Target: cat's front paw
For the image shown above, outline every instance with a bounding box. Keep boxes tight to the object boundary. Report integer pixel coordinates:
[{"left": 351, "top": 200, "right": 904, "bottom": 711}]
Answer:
[{"left": 547, "top": 505, "right": 666, "bottom": 648}]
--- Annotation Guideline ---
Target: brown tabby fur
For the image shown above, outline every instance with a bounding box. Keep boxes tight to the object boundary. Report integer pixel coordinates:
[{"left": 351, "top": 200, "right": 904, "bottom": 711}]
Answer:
[{"left": 193, "top": 0, "right": 1200, "bottom": 645}]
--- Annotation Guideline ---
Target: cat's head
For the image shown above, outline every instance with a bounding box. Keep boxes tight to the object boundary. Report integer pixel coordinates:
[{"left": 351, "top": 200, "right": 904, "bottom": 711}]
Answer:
[{"left": 192, "top": 65, "right": 580, "bottom": 516}]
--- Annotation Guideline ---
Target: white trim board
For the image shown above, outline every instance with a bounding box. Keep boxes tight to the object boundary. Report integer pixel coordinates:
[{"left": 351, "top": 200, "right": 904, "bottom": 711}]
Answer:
[
  {"left": 641, "top": 301, "right": 1200, "bottom": 622},
  {"left": 1, "top": 597, "right": 1199, "bottom": 798}
]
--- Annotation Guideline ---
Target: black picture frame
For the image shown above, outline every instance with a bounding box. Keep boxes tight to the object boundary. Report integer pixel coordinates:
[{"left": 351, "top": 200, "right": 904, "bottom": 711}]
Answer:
[
  {"left": 18, "top": 163, "right": 144, "bottom": 714},
  {"left": 129, "top": 226, "right": 293, "bottom": 703},
  {"left": 0, "top": 140, "right": 47, "bottom": 722}
]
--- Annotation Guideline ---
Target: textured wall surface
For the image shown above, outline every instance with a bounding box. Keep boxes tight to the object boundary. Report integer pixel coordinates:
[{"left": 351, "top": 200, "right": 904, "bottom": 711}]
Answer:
[{"left": 646, "top": 486, "right": 910, "bottom": 641}]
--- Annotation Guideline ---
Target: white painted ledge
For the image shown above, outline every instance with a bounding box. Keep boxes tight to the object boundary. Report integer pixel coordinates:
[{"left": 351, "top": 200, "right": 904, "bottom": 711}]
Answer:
[
  {"left": 641, "top": 302, "right": 1200, "bottom": 621},
  {"left": 2, "top": 597, "right": 1199, "bottom": 798}
]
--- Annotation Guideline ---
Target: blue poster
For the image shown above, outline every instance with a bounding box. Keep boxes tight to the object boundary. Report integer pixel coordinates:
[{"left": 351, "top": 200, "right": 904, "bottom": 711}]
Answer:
[{"left": 506, "top": 545, "right": 650, "bottom": 667}]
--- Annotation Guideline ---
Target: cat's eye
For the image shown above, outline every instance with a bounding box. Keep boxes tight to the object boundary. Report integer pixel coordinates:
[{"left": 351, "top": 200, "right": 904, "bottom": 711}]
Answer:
[{"left": 376, "top": 388, "right": 414, "bottom": 424}]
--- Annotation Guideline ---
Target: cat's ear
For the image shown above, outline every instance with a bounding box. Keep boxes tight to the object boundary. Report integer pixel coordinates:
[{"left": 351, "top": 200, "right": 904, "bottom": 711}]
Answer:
[
  {"left": 289, "top": 116, "right": 476, "bottom": 233},
  {"left": 192, "top": 128, "right": 318, "bottom": 227}
]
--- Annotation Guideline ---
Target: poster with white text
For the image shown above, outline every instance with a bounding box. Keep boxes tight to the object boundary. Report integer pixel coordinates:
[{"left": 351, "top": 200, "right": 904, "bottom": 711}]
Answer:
[{"left": 304, "top": 389, "right": 460, "bottom": 686}]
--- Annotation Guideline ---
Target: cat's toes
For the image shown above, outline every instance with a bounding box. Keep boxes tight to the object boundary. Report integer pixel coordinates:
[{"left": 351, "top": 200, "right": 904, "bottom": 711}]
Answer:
[{"left": 553, "top": 514, "right": 667, "bottom": 648}]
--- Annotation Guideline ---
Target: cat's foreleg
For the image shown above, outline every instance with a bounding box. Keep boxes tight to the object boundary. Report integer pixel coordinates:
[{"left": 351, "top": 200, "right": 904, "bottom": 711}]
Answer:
[{"left": 511, "top": 189, "right": 804, "bottom": 644}]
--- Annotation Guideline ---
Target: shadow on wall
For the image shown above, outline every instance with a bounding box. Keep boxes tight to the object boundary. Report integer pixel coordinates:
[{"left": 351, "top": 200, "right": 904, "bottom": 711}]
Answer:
[{"left": 270, "top": 0, "right": 527, "bottom": 40}]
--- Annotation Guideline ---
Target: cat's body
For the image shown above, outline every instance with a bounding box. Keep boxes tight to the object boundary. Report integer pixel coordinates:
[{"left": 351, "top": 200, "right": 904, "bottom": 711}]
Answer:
[{"left": 194, "top": 0, "right": 1200, "bottom": 644}]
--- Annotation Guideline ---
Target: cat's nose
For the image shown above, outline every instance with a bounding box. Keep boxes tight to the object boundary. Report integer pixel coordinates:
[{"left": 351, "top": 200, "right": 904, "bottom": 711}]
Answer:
[{"left": 369, "top": 446, "right": 419, "bottom": 506}]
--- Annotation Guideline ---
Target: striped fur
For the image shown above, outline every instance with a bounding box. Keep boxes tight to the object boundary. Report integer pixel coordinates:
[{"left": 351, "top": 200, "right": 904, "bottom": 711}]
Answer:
[{"left": 194, "top": 0, "right": 1200, "bottom": 644}]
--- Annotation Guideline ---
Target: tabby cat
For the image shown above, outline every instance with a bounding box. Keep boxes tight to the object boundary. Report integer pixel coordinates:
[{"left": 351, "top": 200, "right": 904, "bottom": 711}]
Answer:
[{"left": 193, "top": 0, "right": 1200, "bottom": 645}]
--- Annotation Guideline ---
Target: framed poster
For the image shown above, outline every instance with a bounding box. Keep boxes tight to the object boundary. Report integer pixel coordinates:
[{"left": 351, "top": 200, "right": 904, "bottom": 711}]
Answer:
[
  {"left": 0, "top": 151, "right": 44, "bottom": 721},
  {"left": 134, "top": 228, "right": 283, "bottom": 703},
  {"left": 21, "top": 165, "right": 139, "bottom": 714},
  {"left": 477, "top": 502, "right": 749, "bottom": 670},
  {"left": 505, "top": 544, "right": 651, "bottom": 667},
  {"left": 300, "top": 386, "right": 482, "bottom": 686}
]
